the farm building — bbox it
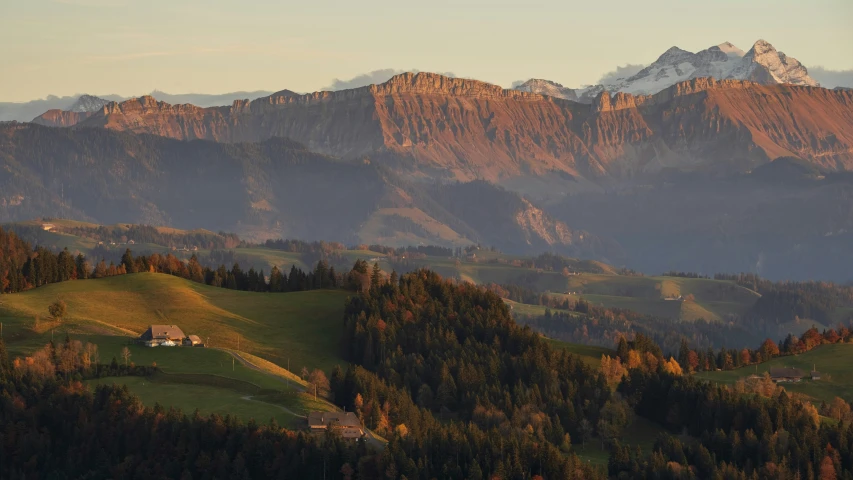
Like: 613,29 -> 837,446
139,325 -> 186,345
769,367 -> 805,383
183,335 -> 203,347
307,412 -> 364,440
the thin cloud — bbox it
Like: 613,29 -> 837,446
809,66 -> 853,89
597,64 -> 646,85
510,80 -> 528,88
323,69 -> 456,91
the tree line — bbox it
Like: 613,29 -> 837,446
0,224 -> 355,295
674,324 -> 853,373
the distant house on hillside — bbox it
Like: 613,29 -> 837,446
183,335 -> 203,347
41,223 -> 55,232
769,367 -> 805,383
139,325 -> 186,346
307,412 -> 364,440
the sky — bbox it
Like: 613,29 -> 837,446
2,0 -> 852,102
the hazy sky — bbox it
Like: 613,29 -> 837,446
2,0 -> 852,102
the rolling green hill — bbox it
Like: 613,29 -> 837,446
695,344 -> 853,404
0,273 -> 350,427
0,273 -> 349,374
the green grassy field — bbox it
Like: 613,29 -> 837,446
0,273 -> 349,374
575,417 -> 667,466
696,344 -> 853,403
544,337 -> 616,369
218,247 -> 309,272
86,375 -> 322,428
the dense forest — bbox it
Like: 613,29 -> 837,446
614,371 -> 853,478
334,269 -> 619,478
2,265 -> 853,478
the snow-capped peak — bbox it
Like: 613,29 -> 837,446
733,40 -> 819,87
511,39 -> 820,103
513,79 -> 579,101
68,94 -> 111,113
717,42 -> 745,58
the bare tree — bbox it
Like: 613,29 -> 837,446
307,369 -> 330,399
121,346 -> 131,367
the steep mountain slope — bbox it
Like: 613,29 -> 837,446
0,123 -> 614,258
515,40 -> 819,102
34,73 -> 853,191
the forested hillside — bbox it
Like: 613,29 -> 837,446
0,124 -> 615,259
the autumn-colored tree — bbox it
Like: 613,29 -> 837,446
626,349 -> 642,370
308,369 -> 329,399
662,358 -> 683,376
686,350 -> 700,372
760,338 -> 781,359
819,455 -> 837,480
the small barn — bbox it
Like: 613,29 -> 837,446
183,335 -> 203,347
139,325 -> 186,345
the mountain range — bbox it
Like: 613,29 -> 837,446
514,40 -> 818,103
0,90 -> 274,122
31,72 -> 853,197
8,38 -> 853,280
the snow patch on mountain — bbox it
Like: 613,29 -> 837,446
68,94 -> 111,112
513,79 -> 579,101
513,39 -> 819,103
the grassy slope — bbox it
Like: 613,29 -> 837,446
86,376 -> 315,428
544,337 -> 616,369
1,274 -> 350,427
357,207 -> 472,247
0,273 -> 349,373
695,344 -> 853,403
568,275 -> 758,322
576,417 -> 667,466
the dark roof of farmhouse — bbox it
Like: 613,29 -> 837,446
769,367 -> 804,378
142,325 -> 186,340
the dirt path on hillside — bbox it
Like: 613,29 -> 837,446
215,348 -> 306,393
239,395 -> 305,418
220,348 -> 386,449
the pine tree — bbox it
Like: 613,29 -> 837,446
371,263 -> 382,289
121,249 -> 136,273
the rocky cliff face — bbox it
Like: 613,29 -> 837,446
31,72 -> 853,185
32,109 -> 95,128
